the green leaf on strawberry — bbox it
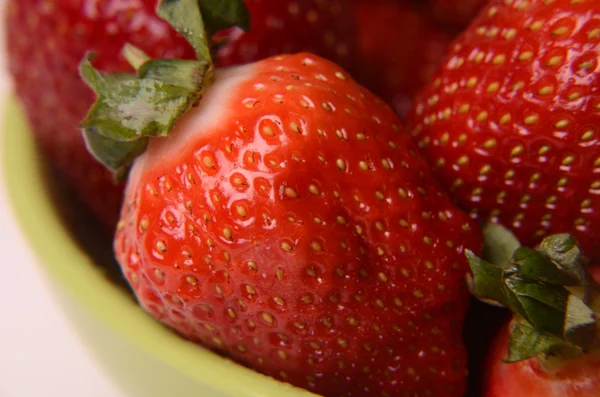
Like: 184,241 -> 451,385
79,0 -> 249,175
506,319 -> 573,363
158,0 -> 212,60
197,0 -> 251,37
79,53 -> 206,173
468,224 -> 600,362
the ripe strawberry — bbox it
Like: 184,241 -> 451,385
466,227 -> 600,397
5,0 -> 355,230
406,0 -> 600,261
5,0 -> 194,228
483,319 -> 600,397
349,0 -> 453,119
80,1 -> 482,395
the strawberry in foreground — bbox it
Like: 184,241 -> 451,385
406,0 -> 600,260
466,224 -> 600,397
349,0 -> 453,119
6,0 -> 355,230
80,1 -> 483,395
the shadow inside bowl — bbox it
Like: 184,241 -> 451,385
39,158 -> 132,294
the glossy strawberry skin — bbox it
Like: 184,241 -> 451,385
115,54 -> 482,397
407,0 -> 600,260
349,0 -> 453,119
5,0 -> 355,230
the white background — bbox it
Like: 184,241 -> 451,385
0,2 -> 122,396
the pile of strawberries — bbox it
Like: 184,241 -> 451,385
6,0 -> 600,396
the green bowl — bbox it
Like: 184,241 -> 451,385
3,98 -> 316,397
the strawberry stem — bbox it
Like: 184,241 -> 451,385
467,224 -> 600,362
78,0 -> 249,176
122,44 -> 151,71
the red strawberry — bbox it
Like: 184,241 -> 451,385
5,0 -> 194,229
5,0 -> 355,230
426,0 -> 488,28
466,227 -> 600,397
483,319 -> 600,397
214,0 -> 355,69
406,0 -> 600,261
81,1 -> 482,395
349,0 -> 453,119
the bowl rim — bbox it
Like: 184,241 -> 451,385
2,98 -> 316,397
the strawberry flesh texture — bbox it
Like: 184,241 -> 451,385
5,0 -> 355,230
349,1 -> 453,119
115,54 -> 482,397
407,0 -> 600,261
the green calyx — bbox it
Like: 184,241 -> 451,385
466,224 -> 600,362
79,0 -> 249,176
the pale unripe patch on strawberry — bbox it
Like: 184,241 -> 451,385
128,64 -> 257,185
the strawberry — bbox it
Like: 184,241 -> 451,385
5,0 -> 194,229
214,0 -> 355,69
466,225 -> 600,397
5,0 -> 355,230
349,0 -> 453,119
80,1 -> 482,395
406,0 -> 600,261
483,319 -> 600,397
